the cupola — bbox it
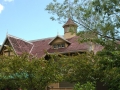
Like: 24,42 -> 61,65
63,18 -> 78,39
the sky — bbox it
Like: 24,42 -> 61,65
0,0 -> 65,45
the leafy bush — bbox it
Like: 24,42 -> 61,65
74,82 -> 95,90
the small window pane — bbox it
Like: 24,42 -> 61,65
61,44 -> 65,47
53,44 -> 57,49
58,44 -> 61,48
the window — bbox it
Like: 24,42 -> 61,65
58,44 -> 61,48
53,44 -> 57,49
61,44 -> 65,48
53,43 -> 65,49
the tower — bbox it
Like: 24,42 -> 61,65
63,18 -> 78,39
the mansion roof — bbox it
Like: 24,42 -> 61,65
0,34 -> 103,58
0,18 -> 103,58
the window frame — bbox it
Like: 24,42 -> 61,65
53,43 -> 65,49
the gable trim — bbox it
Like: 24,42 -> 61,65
48,35 -> 71,45
0,36 -> 8,53
7,34 -> 33,45
0,35 -> 17,55
29,44 -> 34,55
7,36 -> 18,55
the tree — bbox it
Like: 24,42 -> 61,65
59,53 -> 96,83
95,50 -> 120,90
0,54 -> 62,90
46,0 -> 120,42
46,0 -> 120,90
74,82 -> 95,90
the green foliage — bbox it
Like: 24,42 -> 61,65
65,53 -> 95,83
46,0 -> 120,41
46,0 -> 120,90
0,54 -> 62,90
1,50 -> 120,90
96,50 -> 120,90
74,82 -> 95,90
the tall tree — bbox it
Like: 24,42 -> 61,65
46,0 -> 120,90
46,0 -> 120,42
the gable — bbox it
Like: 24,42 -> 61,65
49,37 -> 66,45
0,35 -> 34,56
47,36 -> 90,54
48,35 -> 71,50
0,38 -> 14,56
49,35 -> 71,45
8,36 -> 33,55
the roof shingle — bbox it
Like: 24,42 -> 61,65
47,36 -> 89,54
8,36 -> 33,55
1,34 -> 103,58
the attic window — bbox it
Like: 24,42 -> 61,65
53,43 -> 65,49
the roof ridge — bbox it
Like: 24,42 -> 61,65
7,34 -> 33,45
29,36 -> 63,42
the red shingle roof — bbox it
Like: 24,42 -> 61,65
30,38 -> 52,58
8,35 -> 33,55
48,36 -> 89,54
1,34 -> 103,58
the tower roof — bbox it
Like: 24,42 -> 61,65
63,18 -> 78,28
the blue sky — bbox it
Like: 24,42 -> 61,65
0,0 -> 65,45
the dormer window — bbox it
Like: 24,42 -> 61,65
48,35 -> 71,49
53,43 -> 65,49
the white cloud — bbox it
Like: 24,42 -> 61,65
0,4 -> 4,14
4,0 -> 14,2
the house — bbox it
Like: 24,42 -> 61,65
0,18 -> 103,90
0,18 -> 103,57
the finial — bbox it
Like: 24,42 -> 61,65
57,30 -> 59,36
6,30 -> 8,36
